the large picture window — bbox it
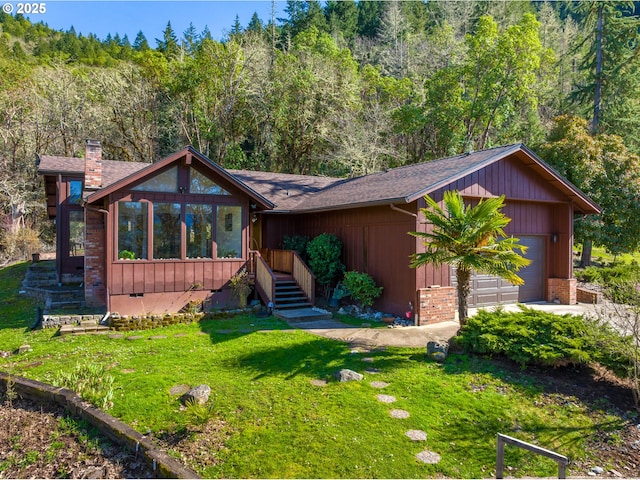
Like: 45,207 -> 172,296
132,166 -> 178,192
153,202 -> 181,259
190,169 -> 230,195
68,210 -> 84,257
118,201 -> 148,259
186,204 -> 212,258
216,205 -> 242,258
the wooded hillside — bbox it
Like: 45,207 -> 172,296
1,1 -> 640,260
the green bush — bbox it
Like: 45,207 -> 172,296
575,262 -> 640,285
283,234 -> 309,262
456,306 -> 594,367
342,271 -> 383,308
306,233 -> 345,295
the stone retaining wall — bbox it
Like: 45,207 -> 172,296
0,371 -> 199,479
42,314 -> 104,329
109,312 -> 205,331
576,287 -> 602,304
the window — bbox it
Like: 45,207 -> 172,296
153,202 -> 181,259
190,169 -> 229,195
216,205 -> 242,258
186,204 -> 212,258
132,166 -> 178,192
68,210 -> 84,257
118,201 -> 148,259
69,180 -> 83,204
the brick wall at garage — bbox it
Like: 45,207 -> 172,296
415,286 -> 456,325
547,278 -> 577,305
84,208 -> 106,308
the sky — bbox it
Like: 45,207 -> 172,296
4,0 -> 287,42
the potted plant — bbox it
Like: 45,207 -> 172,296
329,282 -> 349,307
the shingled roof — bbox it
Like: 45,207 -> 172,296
37,155 -> 150,187
37,143 -> 600,215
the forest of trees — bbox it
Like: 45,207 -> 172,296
1,0 -> 640,261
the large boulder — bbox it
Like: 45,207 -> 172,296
181,384 -> 211,405
335,369 -> 363,382
426,341 -> 449,363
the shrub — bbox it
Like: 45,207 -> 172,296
456,306 -> 594,367
230,269 -> 252,308
306,233 -> 345,296
282,234 -> 309,262
342,271 -> 383,308
575,262 -> 640,286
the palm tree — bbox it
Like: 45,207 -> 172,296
409,191 -> 531,327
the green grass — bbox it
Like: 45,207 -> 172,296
0,262 -> 629,478
585,246 -> 640,266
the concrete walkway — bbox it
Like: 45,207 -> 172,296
288,301 -> 600,348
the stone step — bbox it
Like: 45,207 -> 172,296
59,324 -> 110,336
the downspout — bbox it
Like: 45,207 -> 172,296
389,203 -> 418,218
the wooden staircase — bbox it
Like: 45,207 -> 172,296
274,274 -> 312,309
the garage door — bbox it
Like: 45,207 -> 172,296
451,235 -> 545,307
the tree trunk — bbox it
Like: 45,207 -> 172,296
456,267 -> 472,329
581,239 -> 593,267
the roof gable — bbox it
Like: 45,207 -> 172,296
84,147 -> 274,209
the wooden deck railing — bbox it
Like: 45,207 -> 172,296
292,251 -> 315,305
254,251 -> 276,306
252,249 -> 315,307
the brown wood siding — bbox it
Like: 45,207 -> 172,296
447,157 -> 566,203
105,164 -> 251,300
263,206 -> 416,315
109,260 -> 245,295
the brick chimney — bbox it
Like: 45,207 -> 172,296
84,139 -> 102,190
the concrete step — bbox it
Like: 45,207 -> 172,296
275,307 -> 332,322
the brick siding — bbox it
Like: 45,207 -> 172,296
84,208 -> 106,309
547,278 -> 577,305
84,139 -> 102,190
576,287 -> 602,304
415,286 -> 456,325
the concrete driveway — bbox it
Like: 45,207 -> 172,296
287,301 -> 600,348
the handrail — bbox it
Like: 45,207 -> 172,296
496,433 -> 567,479
253,250 -> 277,306
292,251 -> 315,305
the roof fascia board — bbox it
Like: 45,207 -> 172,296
85,146 -> 274,210
264,196 -> 409,214
405,144 -> 601,214
405,144 -> 522,203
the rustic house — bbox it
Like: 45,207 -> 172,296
37,141 -> 600,322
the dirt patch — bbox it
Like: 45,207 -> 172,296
0,397 -> 154,479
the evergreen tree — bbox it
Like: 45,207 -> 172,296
133,30 -> 149,51
357,1 -> 385,38
156,21 -> 179,59
247,12 -> 263,34
325,0 -> 358,42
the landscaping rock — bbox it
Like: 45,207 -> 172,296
376,394 -> 396,403
406,430 -> 428,441
0,351 -> 11,358
426,341 -> 449,363
591,466 -> 604,475
16,345 -> 32,354
310,379 -> 328,387
370,381 -> 389,389
389,409 -> 410,418
416,450 -> 441,464
365,368 -> 381,374
169,384 -> 191,396
335,369 -> 363,382
181,384 -> 211,405
362,357 -> 375,363
126,336 -> 143,341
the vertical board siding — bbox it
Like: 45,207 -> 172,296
110,260 -> 244,294
265,205 -> 416,315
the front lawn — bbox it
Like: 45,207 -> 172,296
0,262 -> 634,478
